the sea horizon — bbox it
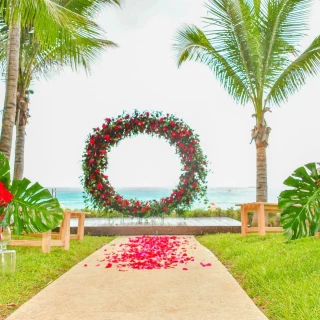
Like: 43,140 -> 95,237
49,186 -> 282,211
47,185 -> 260,191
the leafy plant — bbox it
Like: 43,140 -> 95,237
0,152 -> 63,234
173,0 -> 320,208
279,162 -> 320,240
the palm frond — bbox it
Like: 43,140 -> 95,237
260,0 -> 313,92
265,36 -> 320,106
203,0 -> 263,102
252,0 -> 263,17
0,0 -> 107,53
32,37 -> 116,79
174,24 -> 252,104
59,0 -> 122,19
1,0 -> 119,88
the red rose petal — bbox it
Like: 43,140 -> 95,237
103,236 -> 196,272
200,262 -> 212,267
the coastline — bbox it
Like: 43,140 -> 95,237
49,187 -> 281,211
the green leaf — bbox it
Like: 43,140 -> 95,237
279,162 -> 320,240
1,178 -> 63,234
0,152 -> 11,188
293,166 -> 317,187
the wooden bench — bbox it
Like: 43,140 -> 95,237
9,211 -> 70,253
8,210 -> 89,253
236,202 -> 283,236
66,210 -> 89,241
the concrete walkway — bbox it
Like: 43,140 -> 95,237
7,236 -> 267,320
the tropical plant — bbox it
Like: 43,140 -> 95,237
173,0 -> 320,208
279,162 -> 320,240
0,152 -> 63,234
0,0 -> 121,162
0,0 -> 120,179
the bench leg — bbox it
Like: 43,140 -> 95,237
258,204 -> 266,236
60,211 -> 70,250
78,215 -> 85,241
241,207 -> 248,236
42,231 -> 51,253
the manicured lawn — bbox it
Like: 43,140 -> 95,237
0,236 -> 115,319
198,233 -> 320,320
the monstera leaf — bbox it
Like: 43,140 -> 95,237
0,153 -> 63,234
0,152 -> 11,189
279,162 -> 320,240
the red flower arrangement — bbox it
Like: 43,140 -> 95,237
82,110 -> 208,216
0,182 -> 13,222
0,182 -> 13,207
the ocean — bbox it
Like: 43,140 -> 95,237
51,187 -> 282,210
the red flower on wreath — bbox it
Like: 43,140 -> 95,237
97,183 -> 103,190
82,111 -> 209,217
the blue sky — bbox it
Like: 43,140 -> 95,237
1,0 -> 320,194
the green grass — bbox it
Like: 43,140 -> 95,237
0,236 -> 115,319
197,233 -> 320,320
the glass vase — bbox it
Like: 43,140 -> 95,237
0,225 -> 11,251
0,225 -> 16,276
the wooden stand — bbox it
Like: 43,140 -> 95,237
66,210 -> 89,241
236,202 -> 282,236
9,210 -> 89,253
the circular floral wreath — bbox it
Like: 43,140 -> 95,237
82,110 -> 208,217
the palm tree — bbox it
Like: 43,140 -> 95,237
0,0 -> 119,161
174,0 -> 320,206
0,1 -> 120,179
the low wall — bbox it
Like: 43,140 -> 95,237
70,226 -> 241,236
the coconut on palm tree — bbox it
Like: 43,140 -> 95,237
174,0 -> 320,215
0,0 -> 121,161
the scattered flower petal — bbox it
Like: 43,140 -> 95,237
102,236 -> 194,271
200,262 -> 212,267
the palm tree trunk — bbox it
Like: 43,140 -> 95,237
0,19 -> 21,160
14,96 -> 28,180
251,120 -> 270,226
256,145 -> 267,202
13,121 -> 25,180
